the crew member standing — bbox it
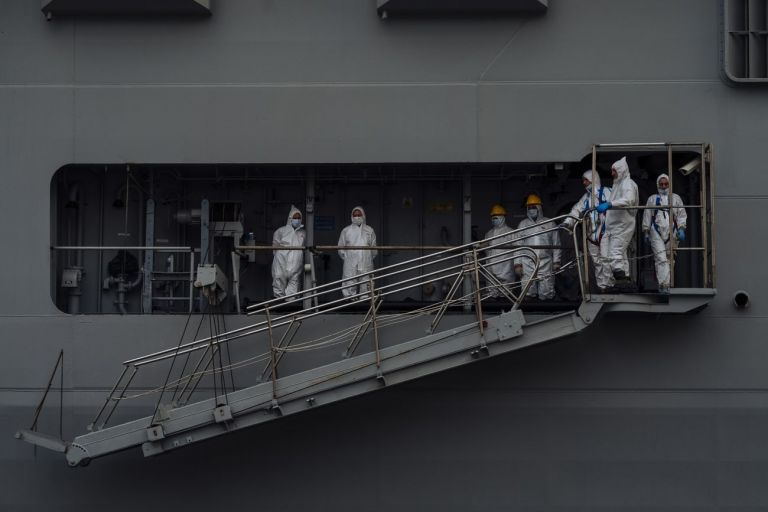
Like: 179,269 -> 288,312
642,173 -> 687,293
271,206 -> 306,299
338,206 -> 377,299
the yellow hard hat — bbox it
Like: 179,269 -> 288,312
525,194 -> 542,207
490,204 -> 507,216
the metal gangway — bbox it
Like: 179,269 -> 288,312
17,143 -> 717,466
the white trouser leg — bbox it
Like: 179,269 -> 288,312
608,232 -> 632,274
588,242 -> 614,290
284,273 -> 301,300
272,276 -> 286,298
537,259 -> 555,299
341,275 -> 359,298
650,231 -> 670,288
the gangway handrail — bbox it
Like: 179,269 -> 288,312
123,215 -> 575,367
126,246 -> 543,367
245,213 -> 578,313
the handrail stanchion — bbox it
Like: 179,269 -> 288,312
88,365 -> 128,431
260,317 -> 300,382
188,249 -> 195,313
265,306 -> 279,406
429,267 -> 465,334
586,144 -> 597,298
701,143 -> 711,287
471,248 -> 485,338
668,145 -> 676,289
571,224 -> 587,301
103,366 -> 138,429
369,276 -> 382,377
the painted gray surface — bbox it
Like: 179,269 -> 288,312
1,0 -> 768,509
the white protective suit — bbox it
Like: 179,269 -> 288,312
642,174 -> 687,290
484,217 -> 516,297
271,205 -> 306,299
564,170 -> 614,290
605,157 -> 639,277
514,205 -> 562,299
338,206 -> 377,299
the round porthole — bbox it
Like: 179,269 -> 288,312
733,290 -> 750,309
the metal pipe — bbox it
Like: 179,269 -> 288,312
137,241 -> 544,361
707,144 -> 717,288
53,246 -> 197,251
266,307 -> 278,401
129,249 -> 538,367
471,248 -> 484,337
668,145 -> 675,288
462,175 -> 472,311
369,277 -> 382,373
595,142 -> 703,148
246,214 -> 581,311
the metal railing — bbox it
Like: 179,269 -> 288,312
585,142 -> 715,297
85,213 -> 584,431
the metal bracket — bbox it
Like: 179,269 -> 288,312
494,309 -> 525,341
213,405 -> 233,424
146,424 -> 165,441
65,442 -> 90,467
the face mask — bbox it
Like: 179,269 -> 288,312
291,219 -> 301,229
527,208 -> 539,221
658,189 -> 669,197
491,216 -> 503,228
352,216 -> 363,226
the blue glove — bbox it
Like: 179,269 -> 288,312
595,201 -> 612,214
644,231 -> 651,244
677,228 -> 685,241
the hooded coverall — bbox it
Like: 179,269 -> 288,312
272,205 -> 306,299
606,157 -> 639,277
338,206 -> 378,299
564,170 -> 614,291
514,205 -> 562,300
642,173 -> 687,290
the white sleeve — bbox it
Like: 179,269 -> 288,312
642,196 -> 654,231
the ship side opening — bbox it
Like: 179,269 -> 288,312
50,152 -> 710,315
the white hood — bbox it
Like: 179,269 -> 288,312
612,156 -> 629,182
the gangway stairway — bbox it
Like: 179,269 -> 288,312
17,210 -> 716,467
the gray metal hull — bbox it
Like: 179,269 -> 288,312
2,0 -> 767,509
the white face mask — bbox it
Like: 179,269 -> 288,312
658,187 -> 669,196
351,216 -> 363,226
491,216 -> 504,228
291,218 -> 301,229
527,208 -> 539,221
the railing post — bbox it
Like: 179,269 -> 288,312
668,144 -> 676,288
585,144 -> 596,298
188,249 -> 195,313
571,225 -> 587,302
265,306 -> 279,405
701,143 -> 711,288
368,276 -> 382,376
471,248 -> 485,338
